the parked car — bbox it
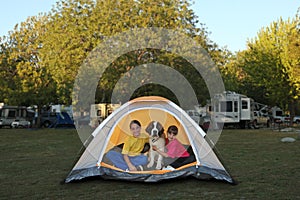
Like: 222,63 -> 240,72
40,112 -> 58,128
252,111 -> 271,128
40,111 -> 75,128
293,116 -> 300,124
11,119 -> 31,128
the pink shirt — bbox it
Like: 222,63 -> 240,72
166,138 -> 190,158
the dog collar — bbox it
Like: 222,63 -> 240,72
152,137 -> 159,143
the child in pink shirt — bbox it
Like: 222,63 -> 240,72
152,125 -> 195,169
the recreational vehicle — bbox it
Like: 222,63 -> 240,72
211,91 -> 255,129
270,106 -> 290,124
89,103 -> 121,127
0,106 -> 34,128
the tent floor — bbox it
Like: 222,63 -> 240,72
99,161 -> 198,174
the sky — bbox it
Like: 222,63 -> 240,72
194,0 -> 299,52
0,0 -> 299,52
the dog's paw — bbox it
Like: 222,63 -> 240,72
155,164 -> 162,170
147,164 -> 152,168
147,162 -> 153,168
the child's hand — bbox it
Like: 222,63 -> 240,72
152,145 -> 157,151
128,164 -> 137,171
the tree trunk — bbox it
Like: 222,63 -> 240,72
36,105 -> 43,128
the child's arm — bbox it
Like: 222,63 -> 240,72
123,154 -> 137,171
152,146 -> 169,157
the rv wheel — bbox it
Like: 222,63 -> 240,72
239,121 -> 246,129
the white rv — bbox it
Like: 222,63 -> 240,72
0,106 -> 34,128
211,91 -> 255,129
270,106 -> 290,124
90,103 -> 121,127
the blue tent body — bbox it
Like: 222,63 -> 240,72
50,112 -> 75,128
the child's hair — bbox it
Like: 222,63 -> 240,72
130,120 -> 141,128
167,125 -> 178,136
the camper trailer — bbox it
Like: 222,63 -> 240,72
211,91 -> 255,129
90,103 -> 121,127
270,106 -> 290,124
0,106 -> 34,128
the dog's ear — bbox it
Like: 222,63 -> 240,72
145,121 -> 153,134
141,143 -> 150,153
157,122 -> 164,136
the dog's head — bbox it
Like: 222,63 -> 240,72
145,121 -> 164,138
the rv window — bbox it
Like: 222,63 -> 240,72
97,110 -> 101,116
275,110 -> 283,116
27,111 -> 35,118
8,110 -> 16,118
234,101 -> 238,112
220,101 -> 232,112
242,100 -> 248,109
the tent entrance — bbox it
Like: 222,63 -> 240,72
103,108 -> 191,153
97,108 -> 197,172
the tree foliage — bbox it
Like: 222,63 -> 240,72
227,16 -> 300,115
0,15 -> 56,106
39,0 -> 222,106
0,0 -> 231,112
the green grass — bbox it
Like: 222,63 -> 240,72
0,128 -> 299,199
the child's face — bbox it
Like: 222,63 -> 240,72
130,123 -> 141,137
167,132 -> 176,141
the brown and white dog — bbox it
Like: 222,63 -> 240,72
145,121 -> 165,169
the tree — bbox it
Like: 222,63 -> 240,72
40,0 -> 221,108
0,15 -> 56,106
0,36 -> 19,104
39,0 -> 96,105
0,15 -> 58,127
231,16 -> 300,119
1,0 -> 226,117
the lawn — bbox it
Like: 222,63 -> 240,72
0,128 -> 299,199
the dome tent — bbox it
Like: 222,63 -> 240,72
65,96 -> 235,183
